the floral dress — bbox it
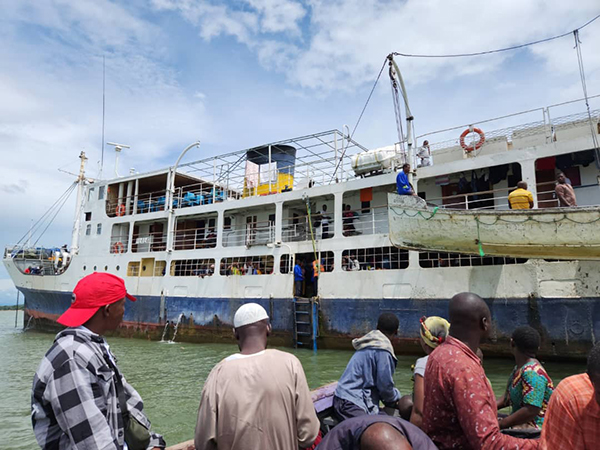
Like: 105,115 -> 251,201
507,360 -> 554,429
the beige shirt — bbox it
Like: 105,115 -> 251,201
195,349 -> 320,450
555,183 -> 577,207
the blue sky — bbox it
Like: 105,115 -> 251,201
1,0 -> 599,304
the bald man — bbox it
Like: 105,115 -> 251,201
422,293 -> 538,450
195,303 -> 319,450
317,415 -> 437,450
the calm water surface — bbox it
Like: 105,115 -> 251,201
0,311 -> 586,449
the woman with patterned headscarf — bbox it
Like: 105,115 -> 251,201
410,316 -> 450,429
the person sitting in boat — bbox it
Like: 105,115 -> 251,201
317,415 -> 438,450
508,181 -> 534,210
539,343 -> 600,449
422,292 -> 537,450
194,303 -> 320,450
31,273 -> 165,450
333,313 -> 402,421
555,172 -> 577,207
496,326 -> 554,431
396,164 -> 415,196
409,316 -> 451,429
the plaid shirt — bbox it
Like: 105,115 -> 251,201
540,373 -> 600,450
32,327 -> 165,449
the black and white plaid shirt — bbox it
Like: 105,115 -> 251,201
32,327 -> 165,449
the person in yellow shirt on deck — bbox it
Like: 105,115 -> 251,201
508,181 -> 534,210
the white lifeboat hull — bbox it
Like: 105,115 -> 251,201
388,193 -> 600,260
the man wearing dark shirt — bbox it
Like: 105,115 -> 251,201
317,415 -> 437,450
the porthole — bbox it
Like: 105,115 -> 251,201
83,265 -> 86,271
104,265 -> 108,271
93,266 -> 97,271
116,265 -> 120,271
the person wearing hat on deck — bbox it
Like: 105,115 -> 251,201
31,272 -> 165,450
194,303 -> 320,450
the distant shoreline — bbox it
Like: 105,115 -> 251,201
0,305 -> 24,311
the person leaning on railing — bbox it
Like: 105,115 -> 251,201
508,181 -> 534,210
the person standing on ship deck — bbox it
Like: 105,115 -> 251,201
31,272 -> 165,450
194,303 -> 320,450
555,172 -> 577,207
422,292 -> 538,450
333,313 -> 402,421
294,260 -> 304,297
396,164 -> 415,196
508,181 -> 534,209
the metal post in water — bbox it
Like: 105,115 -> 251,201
14,291 -> 19,328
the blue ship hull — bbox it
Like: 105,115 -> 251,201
19,287 -> 600,359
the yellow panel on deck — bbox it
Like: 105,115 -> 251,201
243,173 -> 294,197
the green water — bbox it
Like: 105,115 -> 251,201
0,311 -> 586,449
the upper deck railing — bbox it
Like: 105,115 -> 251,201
414,95 -> 600,156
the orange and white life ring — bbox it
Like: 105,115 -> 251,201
112,242 -> 125,254
459,127 -> 486,152
116,204 -> 126,216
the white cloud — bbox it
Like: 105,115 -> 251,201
243,0 -> 306,35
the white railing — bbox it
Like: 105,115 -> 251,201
282,215 -> 335,242
344,205 -> 389,236
173,228 -> 217,250
222,221 -> 276,247
131,233 -> 166,253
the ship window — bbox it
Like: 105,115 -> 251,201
116,265 -> 120,271
104,265 -> 108,271
93,265 -> 97,271
280,255 -> 293,274
342,247 -> 409,271
97,224 -> 102,235
85,212 -> 92,221
86,225 -> 91,236
224,217 -> 232,229
154,261 -> 167,276
170,259 -> 215,277
361,201 -> 371,214
220,256 -> 274,275
83,265 -> 86,271
98,186 -> 105,200
127,261 -> 140,276
88,188 -> 95,202
418,251 -> 527,268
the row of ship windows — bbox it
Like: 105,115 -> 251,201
81,248 -> 527,276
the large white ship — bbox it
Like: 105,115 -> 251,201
4,83 -> 600,358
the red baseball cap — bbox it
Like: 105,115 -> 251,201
57,272 -> 136,327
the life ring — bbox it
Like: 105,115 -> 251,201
459,127 -> 486,152
116,204 -> 126,216
112,242 -> 125,254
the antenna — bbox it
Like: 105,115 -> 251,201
106,142 -> 130,177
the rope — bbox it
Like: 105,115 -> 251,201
475,217 -> 485,256
392,13 -> 600,58
573,29 -> 600,159
32,183 -> 77,248
13,182 -> 77,249
330,58 -> 387,182
304,198 -> 320,273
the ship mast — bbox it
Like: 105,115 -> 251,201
70,151 -> 87,254
388,54 -> 415,180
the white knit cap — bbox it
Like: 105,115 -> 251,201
233,303 -> 269,328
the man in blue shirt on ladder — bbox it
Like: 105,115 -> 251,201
396,163 -> 415,196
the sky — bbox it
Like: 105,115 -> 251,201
1,0 -> 599,304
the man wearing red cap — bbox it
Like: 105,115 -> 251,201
31,272 -> 165,450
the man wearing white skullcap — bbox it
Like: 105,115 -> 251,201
195,303 -> 320,450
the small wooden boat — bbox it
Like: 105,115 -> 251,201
388,193 -> 600,260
